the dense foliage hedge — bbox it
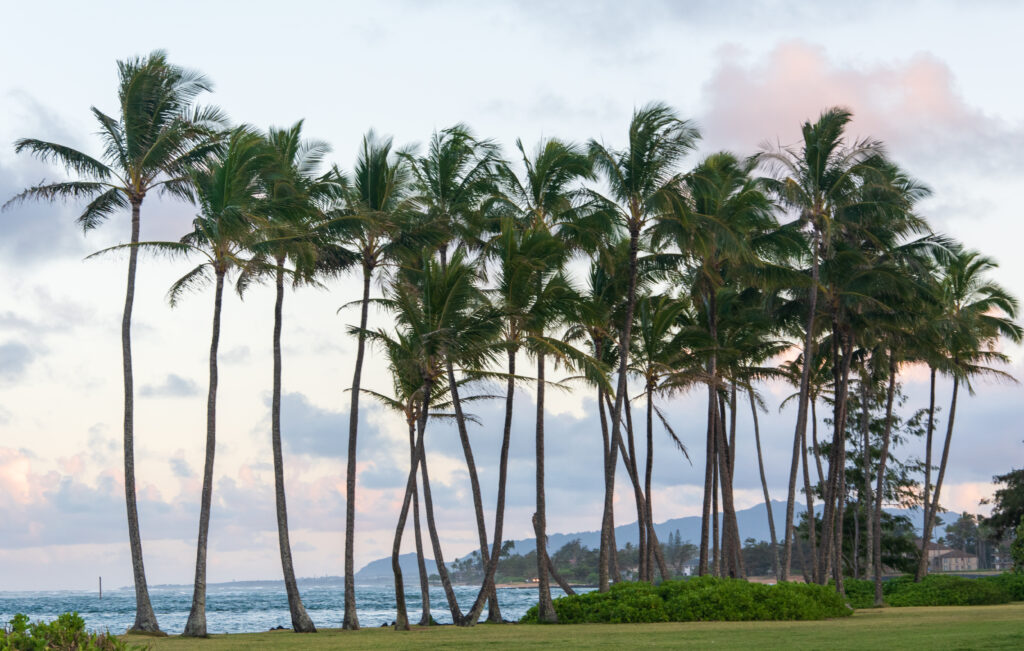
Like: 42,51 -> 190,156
1,612 -> 132,651
978,572 -> 1024,600
836,578 -> 877,609
520,577 -> 852,624
883,575 -> 1011,607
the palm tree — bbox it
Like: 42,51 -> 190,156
760,107 -> 886,580
367,248 -> 498,628
915,246 -> 1021,580
404,124 -> 503,621
655,151 -> 779,576
5,50 -> 222,633
337,131 -> 416,630
465,220 -> 567,624
480,137 -> 596,621
629,294 -> 692,578
247,121 -> 346,633
110,126 -> 268,637
588,102 -> 699,582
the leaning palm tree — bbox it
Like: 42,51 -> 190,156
629,294 -> 693,579
404,123 -> 503,621
588,102 -> 699,585
245,121 -> 347,633
4,50 -> 222,633
96,126 -> 270,636
176,127 -> 269,637
464,219 -> 571,624
367,248 -> 498,628
336,131 -> 416,630
655,151 -> 780,576
760,107 -> 886,580
915,246 -> 1021,580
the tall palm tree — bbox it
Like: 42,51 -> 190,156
360,333 -> 471,629
404,124 -> 503,621
5,50 -> 222,633
629,294 -> 692,578
105,126 -> 268,636
760,107 -> 886,580
588,102 -> 699,583
915,246 -> 1021,580
479,137 -> 597,621
655,151 -> 779,576
338,131 -> 416,630
465,220 -> 567,624
246,121 -> 347,633
367,248 -> 498,628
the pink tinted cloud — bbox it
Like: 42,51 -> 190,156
699,41 -> 1024,171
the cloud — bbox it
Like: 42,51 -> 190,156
140,373 -> 200,398
220,346 -> 251,364
170,452 -> 194,478
0,341 -> 34,382
698,41 -> 1024,174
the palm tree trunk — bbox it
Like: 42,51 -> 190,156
750,388 -> 781,580
783,233 -> 820,580
409,416 -> 431,626
271,261 -> 315,633
712,433 -> 720,577
921,373 -> 961,578
861,370 -> 873,580
644,383 -> 656,580
597,339 -> 616,591
183,268 -> 225,638
915,366 -> 938,581
729,383 -> 738,478
418,405 -> 463,625
873,354 -> 898,606
623,398 -> 647,582
343,264 -> 372,631
606,223 -> 641,575
801,416 -> 820,583
392,382 -> 432,631
546,553 -> 575,595
123,200 -> 159,633
446,360 -> 500,621
465,347 -> 516,624
534,350 -> 557,622
699,390 -> 714,576
716,394 -> 744,578
811,400 -> 825,488
824,334 -> 854,586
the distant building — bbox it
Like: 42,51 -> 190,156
931,550 -> 979,572
914,539 -> 979,572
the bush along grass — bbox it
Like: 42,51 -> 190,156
882,575 -> 1011,607
520,577 -> 852,624
1,612 -> 135,651
978,572 -> 1024,601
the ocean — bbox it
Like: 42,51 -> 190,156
0,583 -> 576,634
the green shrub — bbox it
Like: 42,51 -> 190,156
884,574 -> 1011,607
522,581 -> 669,624
0,612 -> 134,651
834,578 -> 878,609
980,573 -> 1024,601
522,578 -> 851,624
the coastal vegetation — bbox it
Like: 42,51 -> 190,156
5,49 -> 1022,634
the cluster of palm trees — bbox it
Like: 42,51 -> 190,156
6,50 -> 1020,634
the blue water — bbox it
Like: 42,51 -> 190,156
0,584 -> 577,634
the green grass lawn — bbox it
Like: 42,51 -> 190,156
123,603 -> 1024,649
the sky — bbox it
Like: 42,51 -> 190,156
1,0 -> 1023,591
